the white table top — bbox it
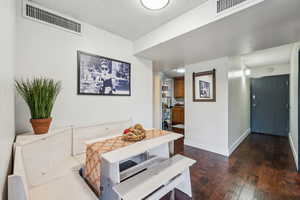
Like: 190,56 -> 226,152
101,133 -> 183,164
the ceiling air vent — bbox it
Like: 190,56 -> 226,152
217,0 -> 248,13
23,1 -> 82,34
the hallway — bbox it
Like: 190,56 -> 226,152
183,133 -> 300,200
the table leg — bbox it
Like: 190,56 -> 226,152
169,141 -> 175,156
100,159 -> 120,200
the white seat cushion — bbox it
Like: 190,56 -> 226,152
30,171 -> 97,200
28,157 -> 80,187
21,128 -> 73,187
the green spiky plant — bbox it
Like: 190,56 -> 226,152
15,78 -> 62,119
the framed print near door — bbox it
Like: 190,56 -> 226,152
193,69 -> 216,102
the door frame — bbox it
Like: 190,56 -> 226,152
298,50 -> 300,172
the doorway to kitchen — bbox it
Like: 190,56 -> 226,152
161,69 -> 185,154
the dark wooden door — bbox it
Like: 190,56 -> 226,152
251,75 -> 289,136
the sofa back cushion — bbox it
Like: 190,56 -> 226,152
21,127 -> 73,187
72,119 -> 132,156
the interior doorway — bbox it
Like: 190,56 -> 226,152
158,68 -> 185,154
251,75 -> 290,136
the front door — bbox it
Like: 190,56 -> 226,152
251,75 -> 289,136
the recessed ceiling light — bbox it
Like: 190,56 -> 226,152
173,68 -> 185,73
244,68 -> 251,76
140,0 -> 170,10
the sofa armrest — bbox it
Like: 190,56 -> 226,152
8,175 -> 28,200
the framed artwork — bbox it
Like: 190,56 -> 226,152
77,51 -> 131,96
193,69 -> 216,102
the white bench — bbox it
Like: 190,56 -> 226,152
113,155 -> 195,200
8,119 -> 132,200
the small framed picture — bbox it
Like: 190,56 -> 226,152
193,69 -> 216,102
77,51 -> 131,96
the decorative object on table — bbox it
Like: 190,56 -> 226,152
193,69 -> 216,102
122,124 -> 146,141
77,51 -> 131,96
15,78 -> 62,134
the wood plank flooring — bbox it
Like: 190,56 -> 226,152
180,133 -> 300,200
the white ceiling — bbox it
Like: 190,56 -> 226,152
243,44 -> 293,68
32,0 -> 208,40
136,0 -> 300,69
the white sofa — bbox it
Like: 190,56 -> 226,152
8,119 -> 132,200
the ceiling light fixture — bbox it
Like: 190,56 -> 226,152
140,0 -> 170,10
244,68 -> 251,76
173,68 -> 185,74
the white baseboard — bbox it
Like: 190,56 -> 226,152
228,128 -> 251,156
289,134 -> 298,170
184,139 -> 229,157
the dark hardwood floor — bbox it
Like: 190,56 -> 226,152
180,133 -> 300,200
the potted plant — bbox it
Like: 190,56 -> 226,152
15,78 -> 62,134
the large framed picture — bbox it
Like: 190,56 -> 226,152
77,51 -> 131,96
193,69 -> 216,102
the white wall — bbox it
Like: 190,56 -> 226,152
250,64 -> 290,78
185,57 -> 229,156
243,44 -> 293,68
228,57 -> 250,155
227,52 -> 292,156
289,42 -> 300,169
0,0 -> 16,199
183,44 -> 297,158
15,3 -> 153,133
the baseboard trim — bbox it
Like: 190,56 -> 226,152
289,134 -> 298,170
184,139 -> 229,157
228,128 -> 251,156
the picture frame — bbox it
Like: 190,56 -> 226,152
77,51 -> 131,96
193,69 -> 216,102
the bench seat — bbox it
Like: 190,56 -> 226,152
29,157 -> 80,187
113,154 -> 196,200
30,170 -> 97,200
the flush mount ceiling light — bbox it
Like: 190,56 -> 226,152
173,68 -> 185,73
141,0 -> 170,10
244,68 -> 251,76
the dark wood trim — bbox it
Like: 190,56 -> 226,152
193,69 -> 216,102
77,50 -> 131,96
